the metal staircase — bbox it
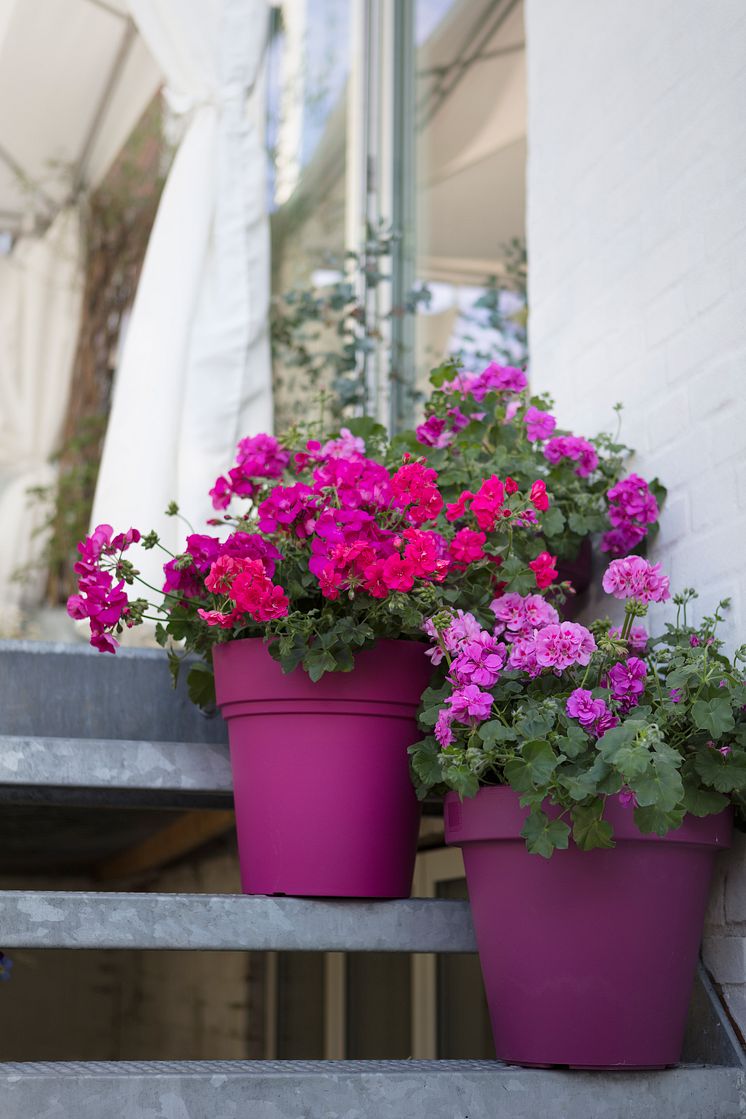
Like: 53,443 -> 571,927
0,640 -> 744,1118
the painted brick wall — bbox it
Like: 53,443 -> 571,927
525,0 -> 746,1034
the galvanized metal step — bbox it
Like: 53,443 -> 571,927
0,1059 -> 741,1119
0,734 -> 233,807
0,641 -> 227,745
0,893 -> 476,952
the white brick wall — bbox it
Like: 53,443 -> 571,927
526,0 -> 746,1034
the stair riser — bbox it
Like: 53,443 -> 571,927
0,643 -> 226,744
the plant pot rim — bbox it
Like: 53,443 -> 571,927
214,635 -> 428,654
444,785 -> 733,850
213,634 -> 433,711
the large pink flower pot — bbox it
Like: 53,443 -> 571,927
214,638 -> 431,898
445,786 -> 732,1069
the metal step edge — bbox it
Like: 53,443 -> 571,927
0,734 -> 232,804
0,1060 -> 741,1119
0,893 -> 476,952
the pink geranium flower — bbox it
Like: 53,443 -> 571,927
534,622 -> 596,671
602,556 -> 670,603
543,435 -> 598,477
566,688 -> 607,728
447,684 -> 494,723
450,631 -> 507,688
524,406 -> 556,443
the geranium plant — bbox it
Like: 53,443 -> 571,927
68,399 -> 562,706
411,361 -> 664,563
67,360 -> 667,713
412,555 -> 746,856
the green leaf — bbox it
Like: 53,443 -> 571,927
597,720 -> 651,778
409,738 -> 444,790
541,506 -> 566,537
665,663 -> 702,690
186,661 -> 215,710
559,756 -> 613,801
504,740 -> 559,793
571,799 -> 615,851
332,645 -> 355,673
342,416 -> 387,441
478,720 -> 518,745
692,698 -> 735,738
166,648 -> 181,689
443,766 -> 480,798
682,782 -> 729,817
521,810 -> 570,858
429,359 -> 461,387
516,704 -> 556,740
304,648 -> 337,682
555,723 -> 591,759
633,804 -> 685,837
632,758 -> 684,812
567,512 -> 590,534
695,749 -> 746,793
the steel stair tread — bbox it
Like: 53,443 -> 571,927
0,1059 -> 740,1119
0,892 -> 477,952
0,734 -> 233,805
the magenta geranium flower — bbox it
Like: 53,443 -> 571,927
447,684 -> 493,723
450,632 -> 507,688
524,406 -> 556,443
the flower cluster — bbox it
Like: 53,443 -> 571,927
416,407 -> 474,449
601,474 -> 660,555
209,434 -> 291,509
602,556 -> 670,603
66,524 -> 142,653
413,360 -> 663,580
197,555 -> 289,626
441,362 -> 528,402
411,561 -> 746,859
69,408 -> 553,694
425,586 -> 597,748
523,406 -> 556,443
543,435 -> 599,478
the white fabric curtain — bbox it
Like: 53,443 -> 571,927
91,0 -> 273,592
0,207 -> 83,611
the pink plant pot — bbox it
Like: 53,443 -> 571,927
214,637 -> 431,898
445,785 -> 732,1069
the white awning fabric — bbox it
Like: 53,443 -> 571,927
0,0 -> 161,611
90,0 -> 273,593
0,208 -> 83,608
0,0 -> 161,234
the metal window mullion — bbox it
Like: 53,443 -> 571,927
388,0 -> 416,434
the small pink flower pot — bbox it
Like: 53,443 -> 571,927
214,638 -> 431,898
445,785 -> 731,1069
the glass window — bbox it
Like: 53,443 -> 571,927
412,0 -> 527,410
268,0 -> 352,431
267,0 -> 527,433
